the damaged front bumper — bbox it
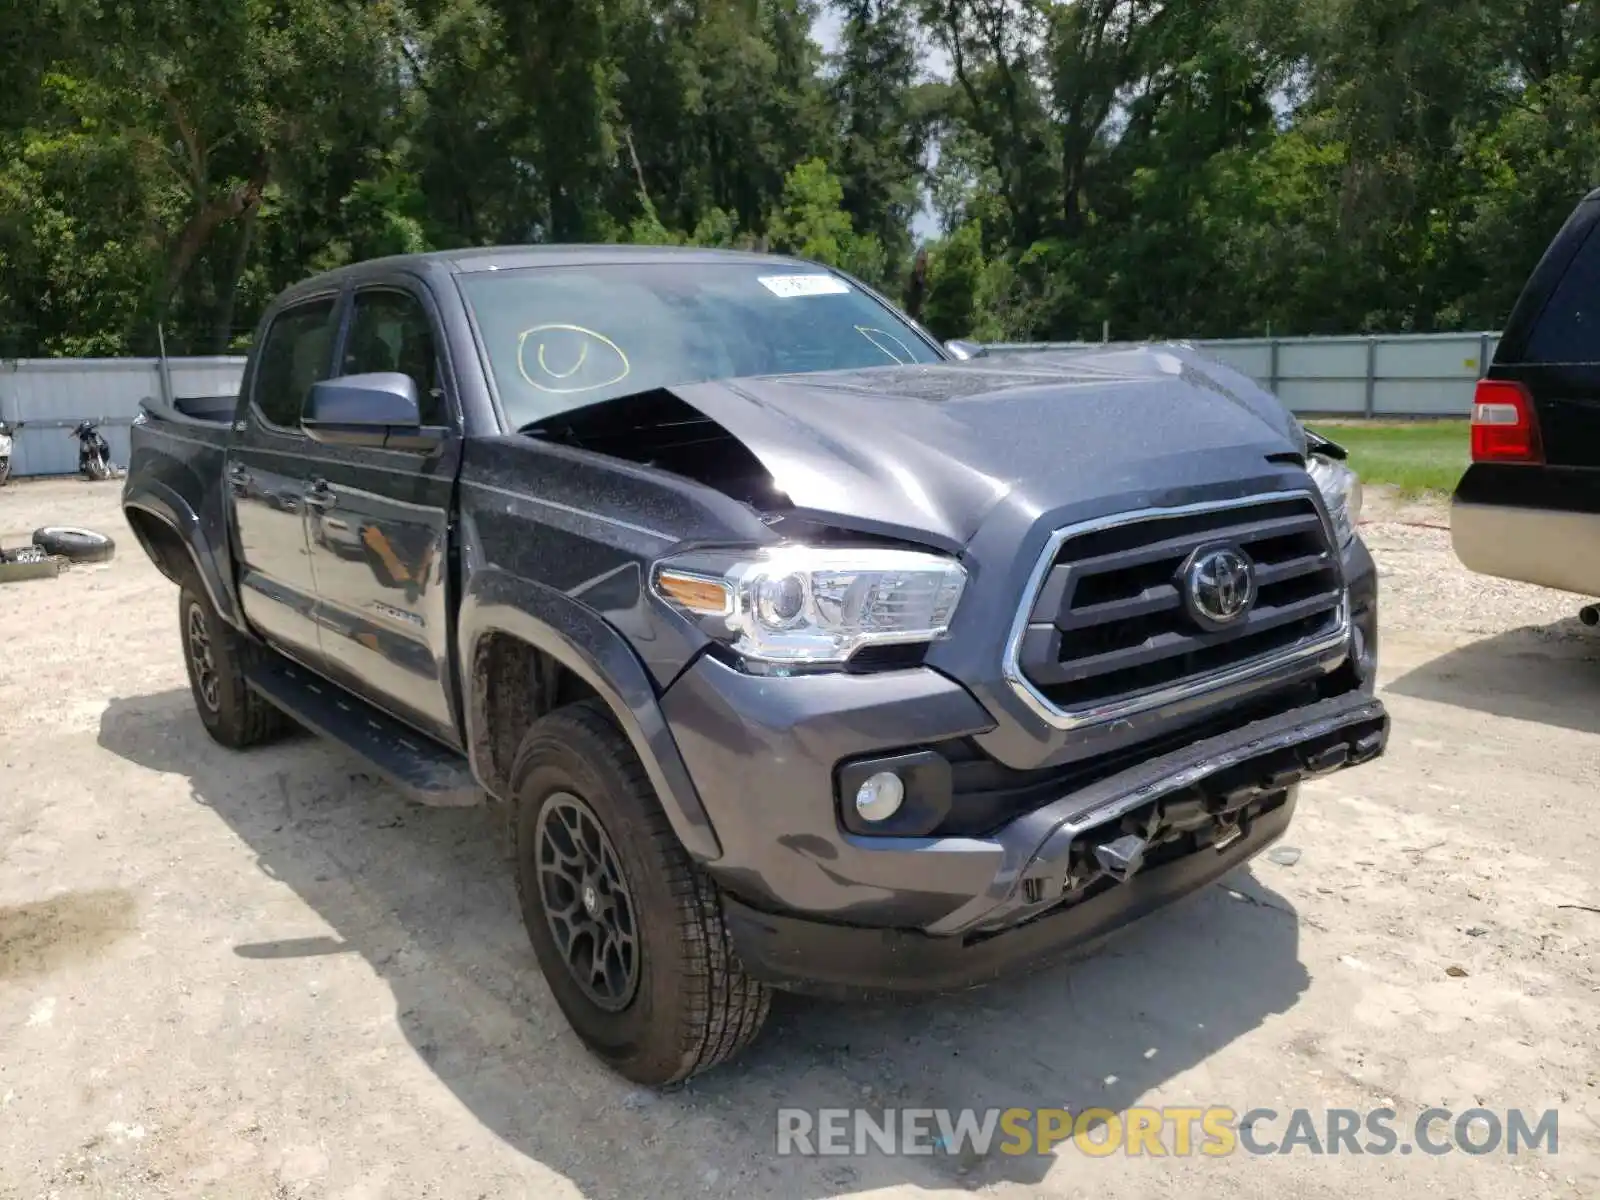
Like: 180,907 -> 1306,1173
719,690 -> 1387,995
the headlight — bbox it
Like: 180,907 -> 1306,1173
652,546 -> 967,666
1306,454 -> 1363,546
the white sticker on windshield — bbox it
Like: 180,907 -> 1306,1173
759,274 -> 852,298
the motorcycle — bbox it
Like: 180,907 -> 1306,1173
71,419 -> 117,481
0,419 -> 16,487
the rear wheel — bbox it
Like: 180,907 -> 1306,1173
179,582 -> 288,749
0,457 -> 10,487
510,700 -> 770,1085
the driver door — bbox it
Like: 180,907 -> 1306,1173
303,281 -> 462,746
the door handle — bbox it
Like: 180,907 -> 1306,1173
305,479 -> 338,510
227,463 -> 251,492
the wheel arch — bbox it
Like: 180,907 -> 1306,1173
123,486 -> 243,629
459,566 -> 722,863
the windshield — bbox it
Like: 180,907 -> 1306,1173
457,262 -> 942,427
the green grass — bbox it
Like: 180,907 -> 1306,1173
1305,419 -> 1470,496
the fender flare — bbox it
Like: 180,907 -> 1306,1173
123,483 -> 244,630
458,567 -> 722,863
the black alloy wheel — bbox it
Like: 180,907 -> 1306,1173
534,790 -> 641,1011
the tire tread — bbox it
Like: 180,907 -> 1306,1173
179,581 -> 288,749
511,700 -> 769,1084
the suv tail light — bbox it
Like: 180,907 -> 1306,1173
1470,380 -> 1543,463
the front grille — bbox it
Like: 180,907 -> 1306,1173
1007,492 -> 1347,727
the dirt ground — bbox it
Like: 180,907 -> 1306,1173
1,477 -> 1596,1199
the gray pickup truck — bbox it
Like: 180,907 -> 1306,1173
122,246 -> 1387,1085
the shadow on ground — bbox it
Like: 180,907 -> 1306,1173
1387,617 -> 1600,734
99,689 -> 1310,1195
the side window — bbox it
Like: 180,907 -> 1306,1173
253,299 -> 337,428
342,290 -> 446,424
1528,224 -> 1600,364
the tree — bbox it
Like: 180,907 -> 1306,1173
767,157 -> 887,281
828,0 -> 927,281
3,0 -> 1599,356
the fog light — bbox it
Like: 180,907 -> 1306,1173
854,771 -> 905,822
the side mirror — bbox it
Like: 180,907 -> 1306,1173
304,373 -> 439,451
944,339 -> 987,361
1302,426 -> 1348,461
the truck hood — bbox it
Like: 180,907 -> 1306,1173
665,343 -> 1308,549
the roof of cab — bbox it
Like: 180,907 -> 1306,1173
276,244 -> 817,302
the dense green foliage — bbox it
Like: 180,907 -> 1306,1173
2,1 -> 1597,355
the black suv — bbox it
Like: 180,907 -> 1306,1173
1454,185 -> 1600,603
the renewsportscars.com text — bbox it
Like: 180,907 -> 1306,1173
775,1106 -> 1560,1158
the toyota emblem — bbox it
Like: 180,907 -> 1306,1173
1183,546 -> 1256,628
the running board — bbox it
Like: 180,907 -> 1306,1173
245,655 -> 481,806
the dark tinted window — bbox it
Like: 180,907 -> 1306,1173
457,263 -> 940,427
1528,224 -> 1600,363
342,290 -> 445,424
253,299 -> 337,427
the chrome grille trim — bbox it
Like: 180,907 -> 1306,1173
1002,490 -> 1351,731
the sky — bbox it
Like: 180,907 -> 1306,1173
811,8 -> 944,242
814,7 -> 844,52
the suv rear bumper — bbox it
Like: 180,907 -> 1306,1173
1452,502 -> 1600,596
1452,463 -> 1600,596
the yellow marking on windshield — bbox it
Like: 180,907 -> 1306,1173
856,325 -> 916,365
538,339 -> 589,379
517,324 -> 631,394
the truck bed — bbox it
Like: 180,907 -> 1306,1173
169,393 -> 238,423
123,395 -> 238,621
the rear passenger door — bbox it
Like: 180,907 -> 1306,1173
304,282 -> 463,746
229,295 -> 339,665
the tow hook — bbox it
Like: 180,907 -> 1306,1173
1212,818 -> 1244,850
1093,834 -> 1148,883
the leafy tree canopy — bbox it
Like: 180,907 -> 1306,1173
2,0 -> 1596,355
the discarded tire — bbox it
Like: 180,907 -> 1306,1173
32,525 -> 116,564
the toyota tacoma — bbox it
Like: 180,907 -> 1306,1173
121,246 -> 1387,1085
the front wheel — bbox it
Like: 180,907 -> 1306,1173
179,582 -> 288,749
510,700 -> 770,1085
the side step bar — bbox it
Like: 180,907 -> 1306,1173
245,655 -> 481,807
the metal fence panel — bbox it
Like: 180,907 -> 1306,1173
1275,379 -> 1368,414
1277,338 -> 1371,382
1201,341 -> 1274,383
167,359 -> 248,401
0,357 -> 245,477
1374,379 -> 1474,416
984,333 -> 1499,418
1373,335 -> 1484,379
